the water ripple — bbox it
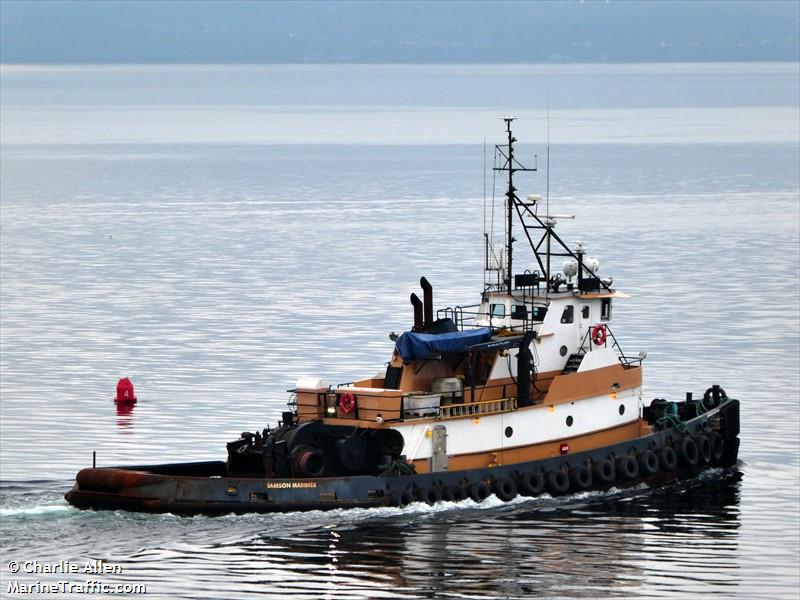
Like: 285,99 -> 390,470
1,105 -> 798,597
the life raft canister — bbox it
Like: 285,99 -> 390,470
115,377 -> 137,403
339,392 -> 356,414
591,324 -> 607,346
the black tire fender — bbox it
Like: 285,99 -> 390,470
443,484 -> 467,502
546,470 -> 570,495
289,445 -> 326,478
468,481 -> 491,503
708,431 -> 725,464
694,434 -> 712,464
518,470 -> 546,496
674,436 -> 699,467
423,485 -> 442,505
592,458 -> 616,484
617,455 -> 639,481
569,465 -> 592,491
658,446 -> 678,471
638,450 -> 659,476
395,489 -> 414,508
492,476 -> 518,502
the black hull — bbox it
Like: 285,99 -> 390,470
65,399 -> 739,515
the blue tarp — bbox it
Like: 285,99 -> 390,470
395,327 -> 493,362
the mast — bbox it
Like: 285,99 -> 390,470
494,117 -> 535,293
545,115 -> 551,291
491,117 -> 612,294
505,118 -> 515,293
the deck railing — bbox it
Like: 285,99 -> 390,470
296,383 -> 521,424
438,397 -> 517,419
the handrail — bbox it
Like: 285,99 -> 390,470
317,383 -> 522,423
572,324 -> 643,367
406,425 -> 431,461
437,304 -> 481,331
439,397 -> 517,419
605,325 -> 644,367
577,327 -> 592,354
439,302 -> 551,334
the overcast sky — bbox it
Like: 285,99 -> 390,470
1,0 -> 798,64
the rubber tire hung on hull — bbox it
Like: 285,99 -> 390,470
290,445 -> 326,478
675,436 -> 700,467
492,477 -> 518,501
694,434 -> 712,464
546,470 -> 570,495
617,455 -> 639,480
659,446 -> 678,471
593,458 -> 616,484
708,431 -> 725,464
395,489 -> 414,508
638,450 -> 659,476
443,484 -> 467,502
469,481 -> 491,503
570,465 -> 592,491
423,486 -> 442,505
519,470 -> 546,496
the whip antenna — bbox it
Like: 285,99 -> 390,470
545,101 -> 551,291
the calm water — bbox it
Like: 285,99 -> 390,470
1,64 -> 798,599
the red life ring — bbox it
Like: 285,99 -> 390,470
591,324 -> 607,346
339,392 -> 356,414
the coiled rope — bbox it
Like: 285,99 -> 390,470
654,401 -> 687,433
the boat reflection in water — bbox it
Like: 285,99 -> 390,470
208,472 -> 741,598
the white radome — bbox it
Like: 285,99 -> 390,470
562,258 -> 578,278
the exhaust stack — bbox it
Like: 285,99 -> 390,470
420,277 -> 433,328
410,293 -> 424,331
516,332 -> 535,407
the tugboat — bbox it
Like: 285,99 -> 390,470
66,119 -> 740,514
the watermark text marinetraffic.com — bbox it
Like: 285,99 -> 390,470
6,560 -> 147,595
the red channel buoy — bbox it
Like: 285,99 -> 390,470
115,377 -> 137,404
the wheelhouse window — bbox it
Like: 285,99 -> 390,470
510,305 -> 527,320
531,306 -> 548,322
491,303 -> 506,318
560,305 -> 574,324
601,298 -> 612,321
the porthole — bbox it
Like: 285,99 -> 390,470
619,404 -> 625,416
505,426 -> 513,438
566,415 -> 574,427
560,345 -> 568,357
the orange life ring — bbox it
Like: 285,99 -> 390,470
591,324 -> 607,346
339,392 -> 356,414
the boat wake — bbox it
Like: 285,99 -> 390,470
172,480 -> 657,541
0,504 -> 70,517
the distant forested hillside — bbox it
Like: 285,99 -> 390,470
1,0 -> 798,63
